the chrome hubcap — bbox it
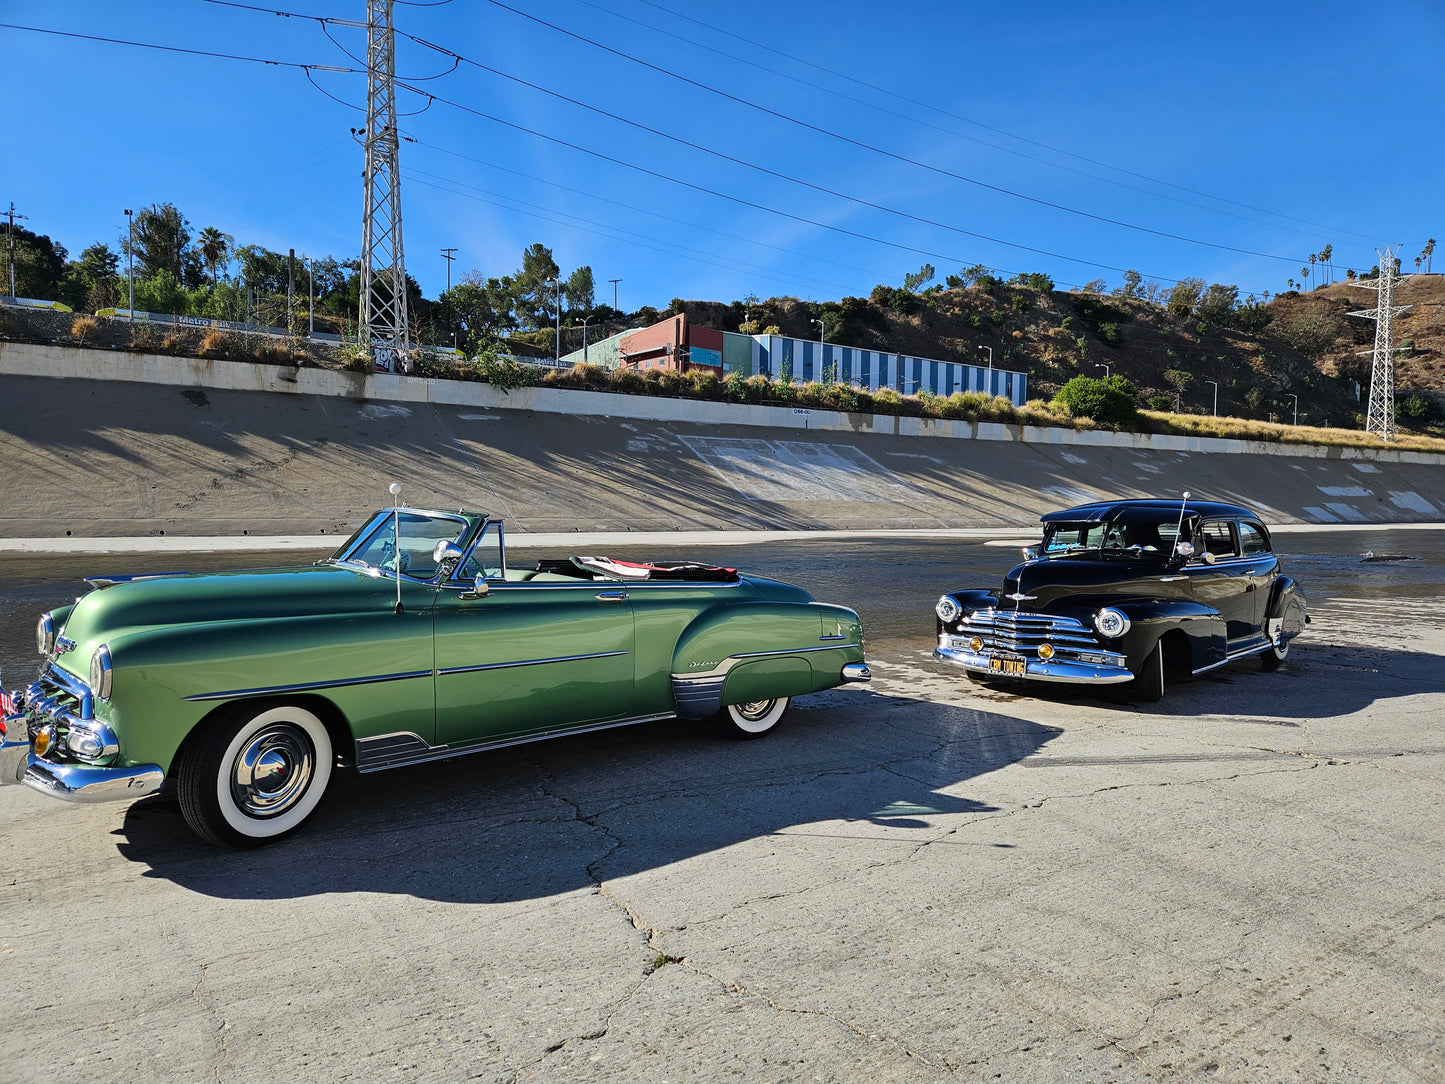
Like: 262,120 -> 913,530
232,724 -> 315,818
735,700 -> 774,721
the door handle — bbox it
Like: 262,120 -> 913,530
595,590 -> 629,601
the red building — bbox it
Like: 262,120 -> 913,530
619,313 -> 723,374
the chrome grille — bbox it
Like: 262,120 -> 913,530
24,665 -> 94,725
956,609 -> 1098,652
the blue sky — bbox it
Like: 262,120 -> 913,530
3,0 -> 1442,311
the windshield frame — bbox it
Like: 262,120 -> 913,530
326,509 -> 482,584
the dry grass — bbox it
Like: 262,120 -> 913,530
70,315 -> 99,343
1140,410 -> 1445,452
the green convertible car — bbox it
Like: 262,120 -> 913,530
0,506 -> 870,847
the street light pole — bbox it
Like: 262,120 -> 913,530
978,345 -> 993,394
581,315 -> 594,362
1291,394 -> 1299,426
1207,380 -> 1218,416
814,317 -> 826,379
546,278 -> 561,363
1095,363 -> 1110,378
124,209 -> 134,313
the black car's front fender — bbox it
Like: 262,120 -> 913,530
1061,598 -> 1228,676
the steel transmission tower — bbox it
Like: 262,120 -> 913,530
1347,248 -> 1409,441
358,0 -> 410,371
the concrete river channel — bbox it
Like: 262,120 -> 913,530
1,529 -> 1442,1082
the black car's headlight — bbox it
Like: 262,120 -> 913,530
37,613 -> 55,656
1094,608 -> 1131,638
90,644 -> 113,702
935,596 -> 961,623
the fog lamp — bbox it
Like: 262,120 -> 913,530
968,636 -> 983,652
65,720 -> 119,764
33,725 -> 54,758
1038,643 -> 1055,660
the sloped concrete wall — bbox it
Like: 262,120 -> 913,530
1,342 -> 1441,538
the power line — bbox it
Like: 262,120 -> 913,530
0,21 -> 360,72
627,0 -> 1386,246
476,0 -> 1306,264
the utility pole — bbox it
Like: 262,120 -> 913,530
124,209 -> 134,312
356,0 -> 410,371
1348,247 -> 1409,442
287,248 -> 296,335
4,202 -> 28,298
440,247 -> 458,294
608,277 -> 622,313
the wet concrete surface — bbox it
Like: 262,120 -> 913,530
1,531 -> 1442,1081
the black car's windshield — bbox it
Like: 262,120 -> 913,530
1043,519 -> 1181,559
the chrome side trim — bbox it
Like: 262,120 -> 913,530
183,669 -> 433,703
1191,640 -> 1273,675
22,756 -> 165,803
354,712 -> 678,774
677,643 -> 860,681
671,675 -> 726,718
437,651 -> 628,677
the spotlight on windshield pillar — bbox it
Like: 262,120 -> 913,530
389,482 -> 402,501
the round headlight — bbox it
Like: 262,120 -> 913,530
935,595 -> 961,623
1094,608 -> 1131,638
37,613 -> 55,656
90,644 -> 113,701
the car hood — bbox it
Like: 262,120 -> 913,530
55,565 -> 393,660
1001,557 -> 1182,611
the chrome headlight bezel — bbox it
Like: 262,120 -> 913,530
1093,608 -> 1131,639
65,719 -> 119,764
935,595 -> 962,623
37,613 -> 56,656
90,644 -> 113,702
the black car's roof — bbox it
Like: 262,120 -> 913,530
1040,498 -> 1261,524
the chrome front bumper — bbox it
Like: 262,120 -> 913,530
933,645 -> 1135,684
2,694 -> 164,804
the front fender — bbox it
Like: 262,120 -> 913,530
1064,598 -> 1227,675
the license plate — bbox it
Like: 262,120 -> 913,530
988,654 -> 1026,676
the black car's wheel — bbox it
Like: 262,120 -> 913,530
1260,637 -> 1290,671
1132,642 -> 1165,703
177,703 -> 334,848
720,697 -> 790,740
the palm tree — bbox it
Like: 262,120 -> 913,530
1422,239 -> 1436,274
198,227 -> 234,288
1320,244 -> 1333,285
1308,253 -> 1317,287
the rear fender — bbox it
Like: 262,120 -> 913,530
1265,577 -> 1308,646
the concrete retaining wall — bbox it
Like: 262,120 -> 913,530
1,341 -> 1442,537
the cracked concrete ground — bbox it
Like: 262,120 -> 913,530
2,549 -> 1443,1082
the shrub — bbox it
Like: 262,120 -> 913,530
1148,394 -> 1172,411
873,387 -> 903,412
1059,315 -> 1079,334
68,315 -> 99,343
197,328 -> 234,358
1010,293 -> 1030,313
989,309 -> 1005,325
688,370 -> 722,399
1052,375 -> 1139,427
1098,321 -> 1120,346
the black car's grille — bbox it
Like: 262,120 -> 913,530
956,609 -> 1098,652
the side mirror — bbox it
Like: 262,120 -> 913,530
432,539 -> 463,565
459,575 -> 489,600
1022,546 -> 1039,561
1200,551 -> 1217,565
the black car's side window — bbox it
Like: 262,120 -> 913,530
1197,521 -> 1237,558
1238,522 -> 1270,556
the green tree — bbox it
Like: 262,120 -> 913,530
197,227 -> 234,287
1165,277 -> 1204,317
903,263 -> 936,293
1052,375 -> 1138,426
2,225 -> 68,300
1114,269 -> 1142,299
59,242 -> 121,311
1196,283 -> 1239,326
564,264 -> 595,311
126,202 -> 194,283
514,243 -> 561,329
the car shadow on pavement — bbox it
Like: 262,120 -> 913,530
115,690 -> 1058,903
952,641 -> 1445,719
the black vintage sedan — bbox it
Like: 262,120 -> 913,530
933,498 -> 1308,701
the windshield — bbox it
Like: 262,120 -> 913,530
334,511 -> 470,579
1043,519 -> 1181,559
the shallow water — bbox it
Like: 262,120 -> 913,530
3,529 -> 1441,690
